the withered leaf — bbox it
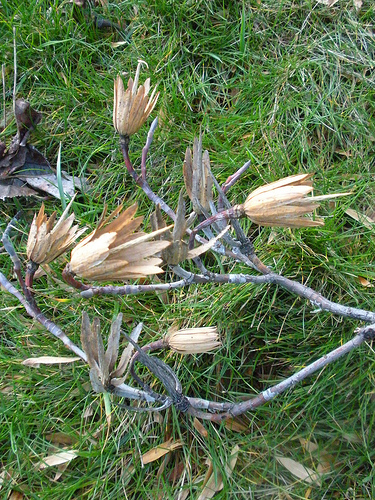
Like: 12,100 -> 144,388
14,99 -> 42,144
0,178 -> 38,200
22,356 -> 80,367
36,449 -> 78,470
141,439 -> 183,465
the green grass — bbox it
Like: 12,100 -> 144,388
1,0 -> 375,498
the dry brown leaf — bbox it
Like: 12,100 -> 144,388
22,356 -> 80,367
175,491 -> 189,500
0,179 -> 38,199
345,208 -> 375,230
36,449 -> 78,470
141,439 -> 183,465
299,438 -> 318,454
224,417 -> 249,433
0,469 -> 12,490
53,462 -> 69,482
197,445 -> 239,500
45,432 -> 78,447
193,418 -> 208,438
358,276 -> 373,288
276,456 -> 321,485
8,492 -> 24,500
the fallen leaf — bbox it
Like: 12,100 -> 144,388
299,438 -> 319,454
19,172 -> 75,199
197,445 -> 239,499
0,469 -> 12,490
45,432 -> 78,447
8,491 -> 24,500
141,439 -> 183,465
53,462 -> 69,482
276,456 -> 321,485
353,0 -> 362,10
111,41 -> 128,48
36,449 -> 78,470
358,276 -> 373,288
193,418 -> 208,438
22,356 -> 80,367
0,178 -> 38,199
315,0 -> 340,6
345,208 -> 375,230
224,417 -> 249,433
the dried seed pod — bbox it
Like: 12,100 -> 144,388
27,198 -> 85,265
113,61 -> 159,138
238,173 -> 350,228
68,203 -> 171,281
165,327 -> 221,354
183,135 -> 213,214
81,312 -> 139,393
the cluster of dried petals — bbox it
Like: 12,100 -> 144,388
239,173 -> 349,228
151,194 -> 228,265
183,135 -> 213,215
67,203 -> 171,282
113,61 -> 159,137
81,312 -> 132,393
26,199 -> 85,265
165,327 -> 221,354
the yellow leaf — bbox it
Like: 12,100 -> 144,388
225,418 -> 248,433
197,445 -> 239,499
193,418 -> 208,438
358,276 -> 373,288
141,439 -> 183,465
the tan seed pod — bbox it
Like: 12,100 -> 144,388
113,61 -> 159,137
239,173 -> 350,228
27,198 -> 85,265
165,327 -> 221,354
68,203 -> 171,282
183,135 -> 213,214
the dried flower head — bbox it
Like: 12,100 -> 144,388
80,312 -> 141,393
165,327 -> 221,354
113,61 -> 159,137
239,173 -> 349,228
183,135 -> 213,215
68,203 -> 171,282
151,194 -> 228,265
26,199 -> 85,265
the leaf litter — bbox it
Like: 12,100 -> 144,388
0,99 -> 87,200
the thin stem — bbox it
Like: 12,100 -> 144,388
110,383 -> 158,403
120,134 -> 177,222
200,323 -> 375,422
172,266 -> 375,323
0,271 -> 87,361
188,208 -> 237,249
79,278 -> 190,298
221,160 -> 252,195
209,163 -> 253,253
22,260 -> 42,311
140,116 -> 158,180
62,265 -> 91,291
25,260 -> 38,290
1,212 -> 27,294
